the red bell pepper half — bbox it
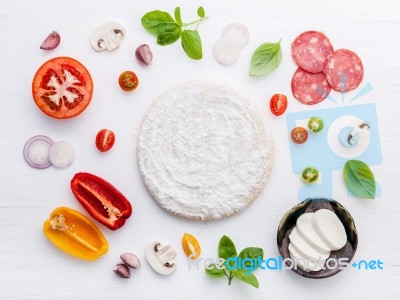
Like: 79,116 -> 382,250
71,172 -> 132,230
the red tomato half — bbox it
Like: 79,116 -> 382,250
96,129 -> 115,152
291,127 -> 308,144
118,71 -> 139,91
32,57 -> 93,119
270,94 -> 288,116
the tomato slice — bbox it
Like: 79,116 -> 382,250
270,94 -> 288,116
32,57 -> 93,119
96,129 -> 115,152
291,127 -> 308,144
119,71 -> 139,91
71,173 -> 132,230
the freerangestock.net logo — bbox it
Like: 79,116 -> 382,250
187,255 -> 383,274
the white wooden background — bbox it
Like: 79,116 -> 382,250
1,0 -> 399,299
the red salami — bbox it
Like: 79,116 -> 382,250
291,67 -> 331,105
323,49 -> 364,92
291,31 -> 334,73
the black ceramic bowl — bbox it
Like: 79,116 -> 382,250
277,198 -> 358,279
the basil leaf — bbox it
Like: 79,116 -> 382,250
141,10 -> 177,35
197,6 -> 206,18
205,264 -> 226,278
218,235 -> 237,260
249,39 -> 282,76
343,160 -> 376,199
238,247 -> 263,271
174,7 -> 182,26
231,270 -> 259,288
181,30 -> 202,60
157,23 -> 182,46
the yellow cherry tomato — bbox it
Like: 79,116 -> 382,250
43,206 -> 108,260
182,233 -> 201,259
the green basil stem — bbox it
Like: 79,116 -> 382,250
228,272 -> 234,285
182,16 -> 208,27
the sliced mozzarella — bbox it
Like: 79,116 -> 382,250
213,36 -> 241,65
289,227 -> 330,261
48,141 -> 75,168
289,243 -> 324,272
288,243 -> 308,272
222,22 -> 250,49
312,209 -> 347,251
296,213 -> 331,253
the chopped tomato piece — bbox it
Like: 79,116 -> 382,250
96,129 -> 115,152
291,127 -> 308,144
270,94 -> 288,116
119,71 -> 139,91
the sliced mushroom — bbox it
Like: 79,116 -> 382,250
145,241 -> 177,275
90,21 -> 126,52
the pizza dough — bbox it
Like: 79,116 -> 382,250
137,81 -> 274,220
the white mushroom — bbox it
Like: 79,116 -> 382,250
145,241 -> 177,275
90,21 -> 126,52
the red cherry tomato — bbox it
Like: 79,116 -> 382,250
96,129 -> 115,152
118,71 -> 139,91
270,94 -> 288,116
291,127 -> 308,144
32,57 -> 93,119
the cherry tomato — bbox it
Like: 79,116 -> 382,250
119,71 -> 139,91
270,94 -> 288,116
32,57 -> 93,119
291,127 -> 308,144
96,129 -> 115,152
301,167 -> 319,184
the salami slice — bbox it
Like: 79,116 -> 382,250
291,67 -> 331,105
291,31 -> 334,73
323,49 -> 364,92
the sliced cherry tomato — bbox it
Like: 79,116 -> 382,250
270,94 -> 288,116
43,206 -> 108,260
32,57 -> 93,119
71,173 -> 132,230
291,127 -> 308,144
301,167 -> 319,184
119,71 -> 139,91
182,233 -> 201,259
96,129 -> 115,152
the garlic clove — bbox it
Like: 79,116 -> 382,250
113,263 -> 131,278
120,253 -> 141,269
40,31 -> 61,50
135,44 -> 153,66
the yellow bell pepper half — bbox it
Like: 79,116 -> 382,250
43,206 -> 108,260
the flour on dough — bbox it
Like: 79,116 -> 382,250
137,80 -> 274,220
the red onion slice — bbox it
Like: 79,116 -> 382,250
222,22 -> 250,49
23,135 -> 54,169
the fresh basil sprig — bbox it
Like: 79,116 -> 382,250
249,39 -> 282,76
141,6 -> 208,60
205,235 -> 263,288
343,160 -> 376,199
